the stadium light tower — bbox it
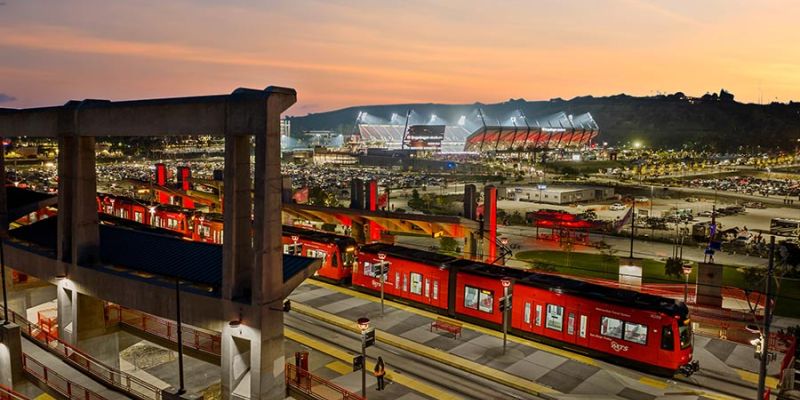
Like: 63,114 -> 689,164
458,115 -> 466,126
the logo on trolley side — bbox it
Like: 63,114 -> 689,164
610,341 -> 629,352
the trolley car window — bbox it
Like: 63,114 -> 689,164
661,326 -> 674,350
363,262 -> 372,277
332,255 -> 338,268
395,272 -> 400,288
546,304 -> 564,331
410,273 -> 423,295
524,302 -> 531,324
478,289 -> 493,313
624,322 -> 648,345
465,286 -> 479,310
134,211 -> 143,223
679,325 -> 692,349
464,286 -> 494,314
535,305 -> 542,326
432,281 -> 438,300
579,315 -> 587,338
567,313 -> 575,335
601,316 -> 623,339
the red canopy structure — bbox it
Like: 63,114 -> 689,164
526,210 -> 593,244
464,112 -> 598,153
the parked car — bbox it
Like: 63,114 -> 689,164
609,203 -> 626,211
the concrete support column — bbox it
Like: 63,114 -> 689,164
0,135 -> 7,231
76,294 -> 119,369
248,90 -> 295,400
57,126 -> 99,268
222,134 -> 252,302
0,323 -> 23,389
221,87 -> 296,400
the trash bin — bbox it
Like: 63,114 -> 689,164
295,351 -> 309,380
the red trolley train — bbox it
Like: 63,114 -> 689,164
352,243 -> 698,376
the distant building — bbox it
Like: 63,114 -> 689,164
500,185 -> 614,205
281,118 -> 291,137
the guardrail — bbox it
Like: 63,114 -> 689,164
285,364 -> 364,400
0,305 -> 163,400
106,304 -> 221,356
0,384 -> 28,400
111,306 -> 364,400
23,353 -> 107,400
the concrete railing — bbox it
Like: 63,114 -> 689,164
285,364 -> 364,400
0,305 -> 163,400
23,353 -> 107,400
0,384 -> 28,400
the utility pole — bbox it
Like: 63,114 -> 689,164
501,278 -> 511,354
629,200 -> 636,258
757,236 -> 776,400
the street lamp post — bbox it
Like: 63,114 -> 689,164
357,317 -> 371,398
501,278 -> 511,354
500,237 -> 509,265
377,253 -> 387,316
682,264 -> 692,303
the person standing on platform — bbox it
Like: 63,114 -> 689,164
374,356 -> 386,391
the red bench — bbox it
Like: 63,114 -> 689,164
430,317 -> 463,339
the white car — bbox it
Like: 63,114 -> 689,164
609,203 -> 626,211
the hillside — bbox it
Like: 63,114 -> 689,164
289,91 -> 800,151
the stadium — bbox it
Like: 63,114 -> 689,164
354,109 -> 598,154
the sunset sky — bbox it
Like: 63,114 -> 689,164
1,0 -> 799,115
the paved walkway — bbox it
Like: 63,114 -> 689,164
21,338 -> 127,400
290,280 -> 780,400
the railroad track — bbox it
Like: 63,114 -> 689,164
284,312 -> 540,400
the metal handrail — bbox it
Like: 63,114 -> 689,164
285,363 -> 364,400
0,384 -> 29,400
23,353 -> 107,400
0,305 -> 162,400
107,304 -> 221,356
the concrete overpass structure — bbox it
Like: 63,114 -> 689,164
0,86 -> 315,400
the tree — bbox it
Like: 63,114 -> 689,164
440,237 -> 458,253
596,240 -> 618,275
308,187 -> 337,207
664,257 -> 684,279
561,237 -> 574,267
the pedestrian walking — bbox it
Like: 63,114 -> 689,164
374,356 -> 386,391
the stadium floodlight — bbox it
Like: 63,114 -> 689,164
458,116 -> 466,126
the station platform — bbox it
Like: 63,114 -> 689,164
289,280 -> 782,400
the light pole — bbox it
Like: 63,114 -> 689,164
501,278 -> 511,354
757,237 -> 776,400
682,264 -> 692,303
376,253 -> 388,316
1,230 -> 8,325
174,278 -> 185,395
357,317 -> 371,398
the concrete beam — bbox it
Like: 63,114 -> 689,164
0,87 -> 295,138
2,243 -> 225,331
